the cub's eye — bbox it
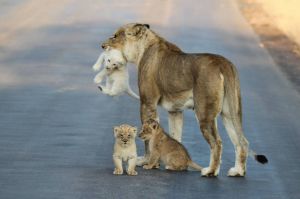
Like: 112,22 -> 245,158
108,59 -> 110,62
128,135 -> 131,138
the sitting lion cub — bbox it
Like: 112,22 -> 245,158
139,119 -> 203,172
113,124 -> 138,175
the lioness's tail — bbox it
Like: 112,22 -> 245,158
249,150 -> 268,164
188,160 -> 203,171
221,58 -> 268,165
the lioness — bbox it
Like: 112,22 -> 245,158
102,23 -> 268,177
139,119 -> 203,172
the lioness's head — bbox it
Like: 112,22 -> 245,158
138,119 -> 160,141
114,124 -> 137,147
101,23 -> 151,64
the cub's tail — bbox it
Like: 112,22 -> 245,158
127,88 -> 140,100
188,160 -> 203,171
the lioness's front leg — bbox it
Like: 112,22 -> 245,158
136,102 -> 159,166
168,111 -> 183,142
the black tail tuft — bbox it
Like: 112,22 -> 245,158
255,155 -> 268,164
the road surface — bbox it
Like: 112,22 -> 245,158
0,0 -> 300,198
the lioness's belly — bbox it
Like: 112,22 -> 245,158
160,91 -> 194,111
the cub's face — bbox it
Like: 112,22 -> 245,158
114,125 -> 137,147
101,23 -> 150,63
104,49 -> 126,72
139,119 -> 159,141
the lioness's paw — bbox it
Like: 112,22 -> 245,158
227,167 -> 245,177
127,170 -> 138,176
201,167 -> 219,177
143,164 -> 153,170
113,168 -> 123,175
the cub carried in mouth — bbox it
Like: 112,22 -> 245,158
139,119 -> 203,172
92,47 -> 139,99
113,124 -> 138,176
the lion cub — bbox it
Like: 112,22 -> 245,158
113,124 -> 138,175
92,47 -> 139,99
139,119 -> 203,172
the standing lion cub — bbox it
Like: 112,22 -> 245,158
139,119 -> 203,172
113,124 -> 138,176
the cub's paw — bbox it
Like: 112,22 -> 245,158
136,156 -> 148,166
143,164 -> 153,170
97,86 -> 103,92
92,64 -> 100,71
113,168 -> 123,175
127,170 -> 138,176
93,76 -> 102,84
153,163 -> 160,169
201,167 -> 219,177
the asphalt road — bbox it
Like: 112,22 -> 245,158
0,0 -> 300,199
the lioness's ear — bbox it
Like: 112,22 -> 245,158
143,24 -> 150,29
113,126 -> 120,137
126,24 -> 148,37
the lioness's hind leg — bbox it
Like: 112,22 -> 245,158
198,118 -> 222,177
221,100 -> 249,176
194,74 -> 223,177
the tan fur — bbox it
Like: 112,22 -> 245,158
102,23 -> 250,177
113,124 -> 138,176
139,119 -> 203,171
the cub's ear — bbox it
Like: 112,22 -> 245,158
132,127 -> 138,137
143,24 -> 150,29
113,126 -> 120,137
150,121 -> 159,130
